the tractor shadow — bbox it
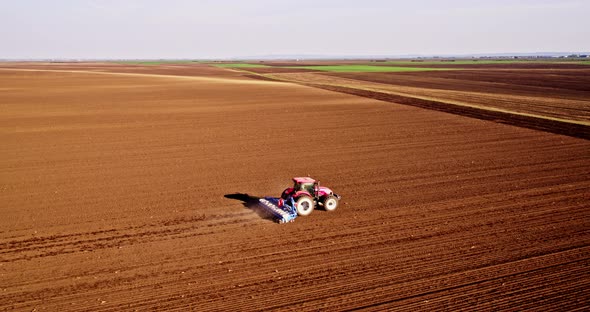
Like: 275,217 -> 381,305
224,193 -> 276,222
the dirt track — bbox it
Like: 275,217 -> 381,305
1,64 -> 589,311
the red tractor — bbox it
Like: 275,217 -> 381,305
280,177 -> 341,216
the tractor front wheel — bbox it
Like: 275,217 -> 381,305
295,196 -> 315,216
323,195 -> 338,211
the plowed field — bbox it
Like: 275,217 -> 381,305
1,63 -> 589,311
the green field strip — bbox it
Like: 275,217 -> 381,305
196,60 -> 590,74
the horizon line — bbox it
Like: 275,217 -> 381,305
1,51 -> 589,62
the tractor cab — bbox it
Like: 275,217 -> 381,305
293,177 -> 318,196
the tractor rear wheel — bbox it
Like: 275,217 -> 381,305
295,196 -> 314,216
323,195 -> 338,211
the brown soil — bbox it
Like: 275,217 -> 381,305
0,62 -> 249,79
260,61 -> 590,70
369,63 -> 590,70
328,69 -> 590,95
1,64 -> 589,311
306,83 -> 590,139
261,71 -> 590,132
239,67 -> 316,74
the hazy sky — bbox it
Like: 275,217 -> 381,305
1,0 -> 589,59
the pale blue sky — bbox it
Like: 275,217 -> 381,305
1,0 -> 589,59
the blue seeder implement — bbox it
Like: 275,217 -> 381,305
258,197 -> 298,223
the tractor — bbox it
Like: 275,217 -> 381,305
280,177 -> 341,216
